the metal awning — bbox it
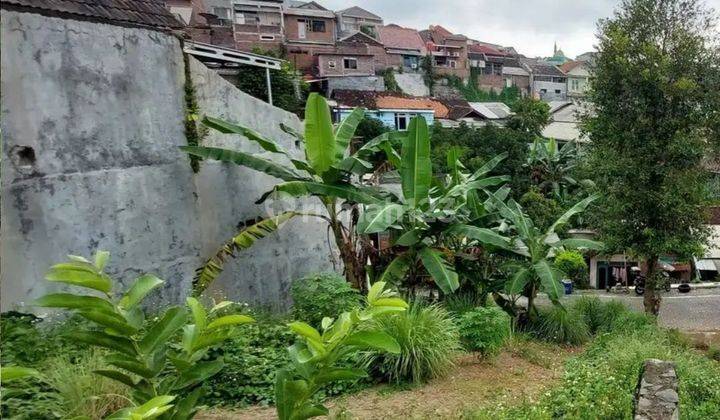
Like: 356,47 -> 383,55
696,259 -> 720,271
183,41 -> 283,105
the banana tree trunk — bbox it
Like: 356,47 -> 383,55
643,255 -> 661,316
326,202 -> 368,293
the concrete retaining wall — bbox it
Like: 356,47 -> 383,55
0,10 -> 335,312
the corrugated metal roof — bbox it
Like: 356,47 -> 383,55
337,6 -> 382,21
468,102 -> 512,119
3,0 -> 182,29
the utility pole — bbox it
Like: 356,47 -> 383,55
265,67 -> 273,106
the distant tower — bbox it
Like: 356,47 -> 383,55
554,42 -> 558,55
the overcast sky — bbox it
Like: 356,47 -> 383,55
321,0 -> 720,58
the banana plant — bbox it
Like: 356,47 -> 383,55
182,93 -> 400,292
35,250 -> 254,420
526,138 -> 595,202
275,281 -> 406,420
488,193 -> 604,317
360,117 -> 513,295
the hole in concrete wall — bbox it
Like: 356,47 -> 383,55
10,146 -> 37,174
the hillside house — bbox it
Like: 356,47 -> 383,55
561,60 -> 592,98
332,90 -> 440,130
201,0 -> 285,51
378,24 -> 427,71
522,59 -> 567,101
420,25 -> 469,80
335,6 -> 383,39
283,1 -> 337,71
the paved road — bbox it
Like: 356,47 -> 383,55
537,287 -> 720,331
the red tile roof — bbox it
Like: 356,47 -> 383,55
378,24 -> 425,52
332,90 -> 450,117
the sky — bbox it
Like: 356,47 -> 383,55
321,0 -> 720,59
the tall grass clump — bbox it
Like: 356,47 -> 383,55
43,350 -> 130,419
362,302 -> 460,384
443,291 -> 486,315
572,296 -> 606,334
457,306 -> 511,356
530,305 -> 590,345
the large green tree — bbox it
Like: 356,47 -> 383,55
585,0 -> 720,314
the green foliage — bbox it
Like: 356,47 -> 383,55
708,346 -> 720,362
183,53 -> 202,173
529,305 -> 590,345
472,325 -> 720,419
585,0 -> 720,313
571,296 -> 607,334
275,281 -> 407,420
554,250 -> 588,288
442,291 -> 487,315
184,94 -> 399,291
420,55 -> 435,94
34,250 -> 254,419
290,273 -> 362,328
457,306 -> 511,356
382,68 -> 401,92
234,50 -> 308,116
518,188 -> 564,231
362,302 -> 460,384
444,73 -> 520,105
526,139 -> 594,205
429,122 -> 531,197
609,310 -> 656,333
506,97 -> 550,136
192,212 -> 301,295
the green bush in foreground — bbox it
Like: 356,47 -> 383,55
291,273 -> 361,328
470,326 -> 720,419
363,302 -> 460,384
529,305 -> 590,345
457,306 -> 511,356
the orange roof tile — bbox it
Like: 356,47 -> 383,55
375,96 -> 449,117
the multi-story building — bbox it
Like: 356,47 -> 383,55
468,44 -> 530,95
377,24 -> 427,71
522,58 -> 567,101
283,1 -> 337,70
561,60 -> 592,98
420,25 -> 469,80
334,6 -> 383,39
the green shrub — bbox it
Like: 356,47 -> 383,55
442,291 -> 486,315
291,273 -> 361,327
573,295 -> 630,335
610,310 -> 656,333
708,346 -> 720,362
530,305 -> 590,345
362,302 -> 460,384
457,306 -> 511,356
555,250 -> 589,289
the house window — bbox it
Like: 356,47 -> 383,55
307,20 -> 326,32
449,60 -> 457,68
328,60 -> 337,69
235,11 -> 258,24
555,89 -> 561,94
395,113 -> 413,131
212,7 -> 231,20
540,89 -> 548,94
571,79 -> 580,90
343,57 -> 358,70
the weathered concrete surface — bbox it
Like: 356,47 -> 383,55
634,359 -> 679,420
394,73 -> 429,97
326,75 -> 385,96
1,10 -> 335,312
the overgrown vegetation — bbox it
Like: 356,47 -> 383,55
444,72 -> 520,105
457,306 -> 511,356
290,273 -> 361,328
362,302 -> 459,384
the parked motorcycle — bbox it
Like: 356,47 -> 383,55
634,271 -> 672,296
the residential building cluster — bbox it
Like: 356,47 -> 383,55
165,1 -> 594,138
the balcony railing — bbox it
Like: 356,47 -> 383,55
234,23 -> 282,34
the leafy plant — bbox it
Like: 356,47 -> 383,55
526,138 -> 594,202
34,250 -> 254,419
571,296 -> 606,334
274,281 -> 407,420
529,305 -> 590,345
362,302 -> 460,384
554,250 -> 588,289
488,193 -> 603,319
369,116 -> 513,295
290,273 -> 361,328
457,306 -> 511,356
442,290 -> 487,315
183,94 -> 399,292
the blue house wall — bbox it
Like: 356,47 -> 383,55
337,109 -> 434,130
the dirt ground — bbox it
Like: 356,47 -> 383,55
198,343 -> 579,420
